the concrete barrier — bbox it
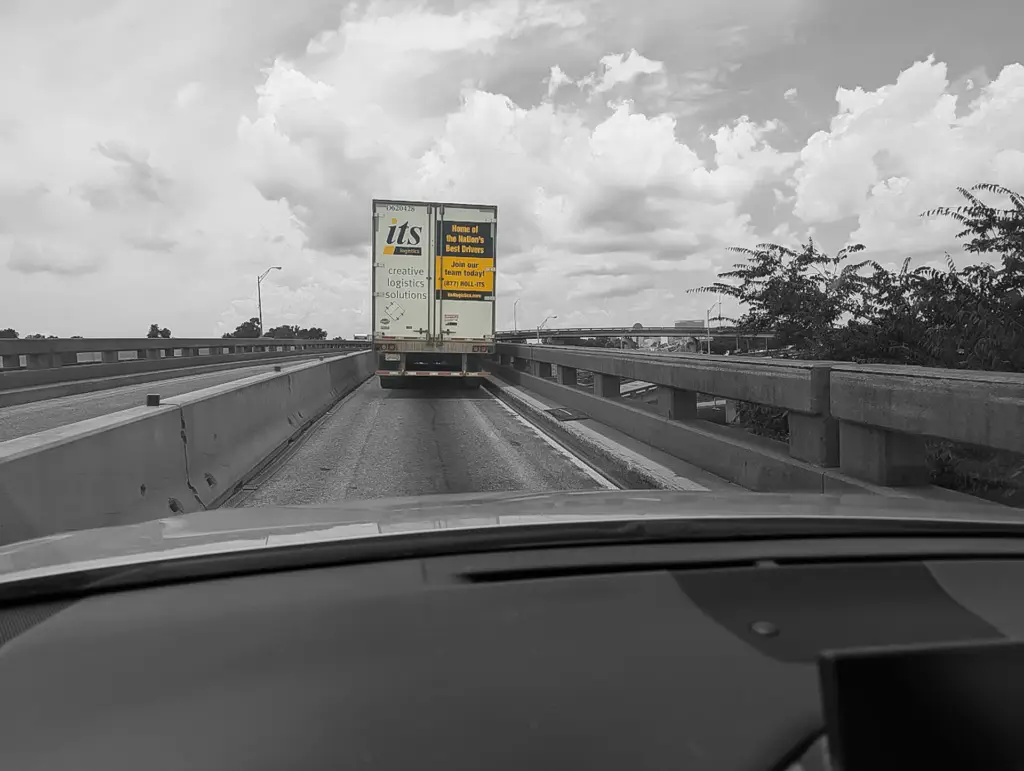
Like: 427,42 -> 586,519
1,347 -> 331,391
500,343 -> 838,467
486,360 -> 854,493
0,351 -> 374,545
0,354 -> 327,408
175,352 -> 374,507
486,357 -> 1010,506
493,343 -> 1024,502
830,364 -> 1024,486
0,407 -> 195,546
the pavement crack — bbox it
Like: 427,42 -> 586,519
176,406 -> 208,512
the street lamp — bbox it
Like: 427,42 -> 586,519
513,299 -> 520,331
705,294 -> 722,355
537,314 -> 557,343
257,266 -> 282,336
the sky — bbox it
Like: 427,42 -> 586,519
1,0 -> 1023,338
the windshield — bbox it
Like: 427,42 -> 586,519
0,0 -> 1022,563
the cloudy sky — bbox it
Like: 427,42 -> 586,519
2,0 -> 1022,338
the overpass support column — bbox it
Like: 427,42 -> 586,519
557,366 -> 577,387
657,386 -> 697,420
513,357 -> 528,372
533,361 -> 552,378
1,354 -> 20,370
838,423 -> 929,486
594,373 -> 621,398
788,414 -> 839,467
100,351 -> 119,364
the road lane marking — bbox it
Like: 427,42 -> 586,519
485,390 -> 619,490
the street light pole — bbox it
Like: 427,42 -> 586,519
537,314 -> 557,343
513,299 -> 520,331
705,296 -> 722,355
257,266 -> 282,336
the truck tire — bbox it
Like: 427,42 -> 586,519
379,375 -> 402,390
463,377 -> 482,390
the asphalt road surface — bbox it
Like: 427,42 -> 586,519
0,358 -> 323,443
229,379 -> 614,507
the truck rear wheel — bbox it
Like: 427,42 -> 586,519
379,375 -> 403,390
463,377 -> 482,390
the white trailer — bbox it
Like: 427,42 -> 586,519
371,199 -> 497,388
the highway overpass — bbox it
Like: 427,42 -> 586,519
495,326 -> 775,342
1,339 -> 1021,546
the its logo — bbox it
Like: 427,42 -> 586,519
383,218 -> 422,255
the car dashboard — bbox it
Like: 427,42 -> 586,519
2,531 -> 1024,771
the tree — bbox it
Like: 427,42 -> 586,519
0,328 -> 18,339
266,325 -> 328,340
266,325 -> 300,339
691,185 -> 1024,370
147,324 -> 172,339
914,184 -> 1024,371
693,182 -> 1024,502
689,240 -> 870,358
222,318 -> 262,339
24,334 -> 58,339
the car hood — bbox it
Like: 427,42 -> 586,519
0,490 -> 1019,583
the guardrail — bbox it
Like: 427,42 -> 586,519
1,337 -> 363,370
490,343 -> 1024,496
0,337 -> 370,398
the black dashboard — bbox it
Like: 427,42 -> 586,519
2,534 -> 1024,771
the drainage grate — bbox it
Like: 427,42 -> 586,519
545,407 -> 589,422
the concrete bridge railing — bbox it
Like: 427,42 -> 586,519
0,337 -> 371,398
490,343 -> 1024,497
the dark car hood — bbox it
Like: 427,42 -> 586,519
0,490 -> 1018,584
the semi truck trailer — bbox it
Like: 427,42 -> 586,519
371,199 -> 497,388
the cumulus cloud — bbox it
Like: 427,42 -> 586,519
2,0 -> 1023,337
791,56 -> 1024,259
182,29 -> 1024,331
238,5 -> 800,328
